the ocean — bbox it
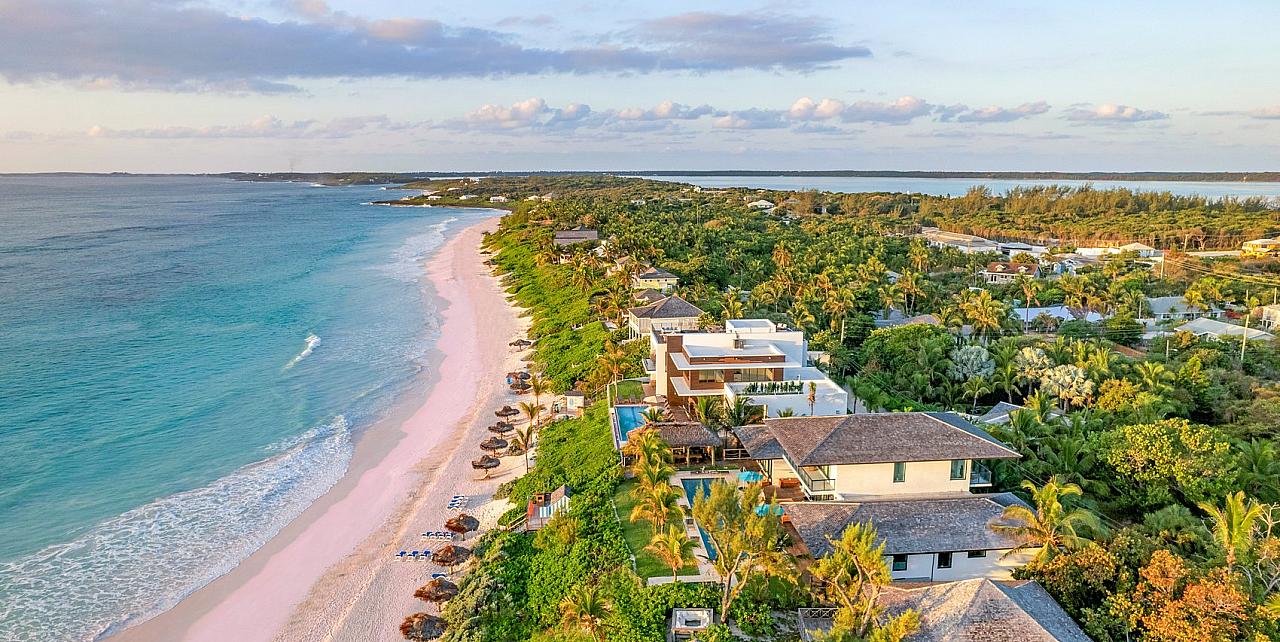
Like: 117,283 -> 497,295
0,176 -> 487,641
637,174 -> 1280,199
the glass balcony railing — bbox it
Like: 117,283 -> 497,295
970,462 -> 993,487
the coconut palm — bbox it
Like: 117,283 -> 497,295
630,482 -> 682,529
1014,274 -> 1043,331
689,396 -> 723,428
528,375 -> 548,412
1198,491 -> 1265,570
646,525 -> 696,583
518,400 -> 542,434
724,396 -> 764,428
807,381 -> 818,416
995,477 -> 1105,562
1134,361 -> 1172,396
1236,440 -> 1280,503
962,376 -> 992,412
640,406 -> 667,426
512,425 -> 534,473
559,583 -> 611,642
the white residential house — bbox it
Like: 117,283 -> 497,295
459,194 -> 478,200
1144,296 -> 1222,322
1011,305 -> 1105,326
917,227 -> 1000,254
734,412 -> 1035,581
1075,243 -> 1161,258
997,241 -> 1050,259
981,262 -> 1040,285
1262,304 -> 1280,331
488,195 -> 509,203
1176,317 -> 1275,342
647,319 -> 847,417
746,199 -> 776,210
632,266 -> 680,292
1242,238 -> 1280,258
426,195 -> 442,200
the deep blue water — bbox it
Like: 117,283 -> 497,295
616,405 -> 646,442
0,176 -> 488,640
680,478 -> 717,560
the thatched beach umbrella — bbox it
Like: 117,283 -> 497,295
516,371 -> 531,380
414,578 -> 459,609
431,544 -> 472,572
479,436 -> 508,451
488,421 -> 514,434
495,405 -> 519,418
471,455 -> 500,478
399,613 -> 446,641
444,514 -> 480,538
510,381 -> 531,392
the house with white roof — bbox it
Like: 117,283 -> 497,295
646,319 -> 847,417
746,199 -> 775,210
918,227 -> 1000,254
1176,317 -> 1275,342
981,262 -> 1040,285
734,412 -> 1035,581
998,241 -> 1050,259
1011,305 -> 1104,326
1242,238 -> 1280,258
1143,295 -> 1222,322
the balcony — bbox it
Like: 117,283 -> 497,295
970,462 -> 993,488
795,465 -> 835,494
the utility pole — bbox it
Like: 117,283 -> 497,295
1241,289 -> 1251,364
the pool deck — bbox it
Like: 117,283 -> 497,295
645,470 -> 742,586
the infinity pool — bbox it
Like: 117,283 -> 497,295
616,405 -> 646,443
680,478 -> 718,560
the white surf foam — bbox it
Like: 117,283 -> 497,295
0,417 -> 354,642
283,333 -> 320,370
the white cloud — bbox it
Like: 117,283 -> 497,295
787,97 -> 846,121
1064,103 -> 1168,124
840,96 -> 932,124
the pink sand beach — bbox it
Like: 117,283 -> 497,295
114,217 -> 530,642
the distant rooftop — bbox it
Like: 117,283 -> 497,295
628,295 -> 704,320
878,579 -> 1092,642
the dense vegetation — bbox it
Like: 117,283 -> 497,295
433,175 -> 1280,641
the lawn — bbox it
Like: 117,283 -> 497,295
612,379 -> 645,404
613,479 -> 700,579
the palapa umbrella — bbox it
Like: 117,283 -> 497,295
479,436 -> 508,451
495,405 -> 519,418
488,421 -> 514,433
471,455 -> 500,478
444,513 -> 480,537
516,371 -> 531,380
399,613 -> 446,641
414,578 -> 459,607
510,381 -> 531,391
642,394 -> 667,404
431,544 -> 472,571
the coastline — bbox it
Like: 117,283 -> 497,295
112,216 -> 526,642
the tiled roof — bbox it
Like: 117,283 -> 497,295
635,288 -> 666,304
736,413 -> 1020,466
877,579 -> 1091,642
636,266 -> 678,280
784,493 -> 1029,556
628,295 -> 705,320
731,424 -> 785,460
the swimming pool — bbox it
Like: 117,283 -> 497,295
615,405 -> 646,443
680,478 -> 718,560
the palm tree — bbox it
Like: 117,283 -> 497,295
1198,491 -> 1265,570
559,583 -> 611,642
1134,361 -> 1171,396
646,525 -> 695,583
630,482 -> 682,529
994,476 -> 1105,562
724,396 -> 764,428
640,406 -> 667,426
992,362 -> 1020,403
1236,440 -> 1280,503
512,425 -> 534,474
962,376 -> 992,412
519,400 -> 542,434
528,375 -> 548,412
689,396 -> 723,429
807,381 -> 818,416
1014,274 -> 1043,331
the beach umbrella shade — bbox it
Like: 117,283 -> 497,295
642,395 -> 667,404
471,455 -> 500,477
495,406 -> 519,418
399,613 -> 446,641
431,544 -> 472,570
480,436 -> 509,451
517,372 -> 531,380
488,421 -> 514,433
510,381 -> 531,391
413,578 -> 459,606
444,514 -> 480,536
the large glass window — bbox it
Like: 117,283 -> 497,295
967,550 -> 987,558
951,459 -> 967,480
697,369 -> 724,383
893,462 -> 906,483
937,552 -> 952,569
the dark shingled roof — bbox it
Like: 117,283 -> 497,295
732,424 -> 785,460
637,266 -> 678,280
628,295 -> 705,320
635,288 -> 666,304
877,579 -> 1091,642
736,412 -> 1020,466
656,423 -> 722,448
784,493 -> 1029,556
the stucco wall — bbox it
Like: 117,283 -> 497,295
833,460 -> 970,498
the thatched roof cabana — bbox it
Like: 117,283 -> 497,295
431,544 -> 472,568
488,421 -> 514,433
470,455 -> 500,477
399,613 -> 446,641
444,514 -> 479,535
479,436 -> 508,451
413,578 -> 459,604
495,406 -> 519,418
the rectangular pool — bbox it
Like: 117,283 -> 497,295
615,405 -> 646,443
680,478 -> 718,560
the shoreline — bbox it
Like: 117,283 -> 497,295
112,216 -> 526,642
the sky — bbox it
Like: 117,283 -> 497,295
1,0 -> 1278,173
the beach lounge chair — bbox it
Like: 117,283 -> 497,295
431,573 -> 448,579
396,551 -> 408,559
409,551 -> 420,559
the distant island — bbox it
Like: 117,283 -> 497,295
218,170 -> 1280,184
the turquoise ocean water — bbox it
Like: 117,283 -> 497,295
0,176 -> 486,641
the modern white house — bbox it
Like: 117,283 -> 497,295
626,296 -> 704,340
917,227 -> 1000,254
734,412 -> 1034,581
1262,304 -> 1280,331
1011,305 -> 1105,326
488,195 -> 509,203
1144,296 -> 1222,322
1176,317 -> 1276,342
998,241 -> 1050,259
646,319 -> 847,417
632,266 -> 680,292
746,199 -> 776,210
1075,242 -> 1161,259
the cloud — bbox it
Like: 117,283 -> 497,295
1204,106 -> 1280,120
627,12 -> 871,71
840,96 -> 933,124
616,101 -> 713,121
85,115 -> 417,139
939,101 -> 1051,123
787,97 -> 847,121
1064,103 -> 1168,124
0,1 -> 874,93
712,109 -> 788,130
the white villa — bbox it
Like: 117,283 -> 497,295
917,227 -> 999,254
1176,317 -> 1276,342
1143,295 -> 1222,322
746,199 -> 776,210
647,319 -> 847,417
981,261 -> 1040,285
733,412 -> 1035,582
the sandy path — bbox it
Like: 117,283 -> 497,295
114,217 -> 530,642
